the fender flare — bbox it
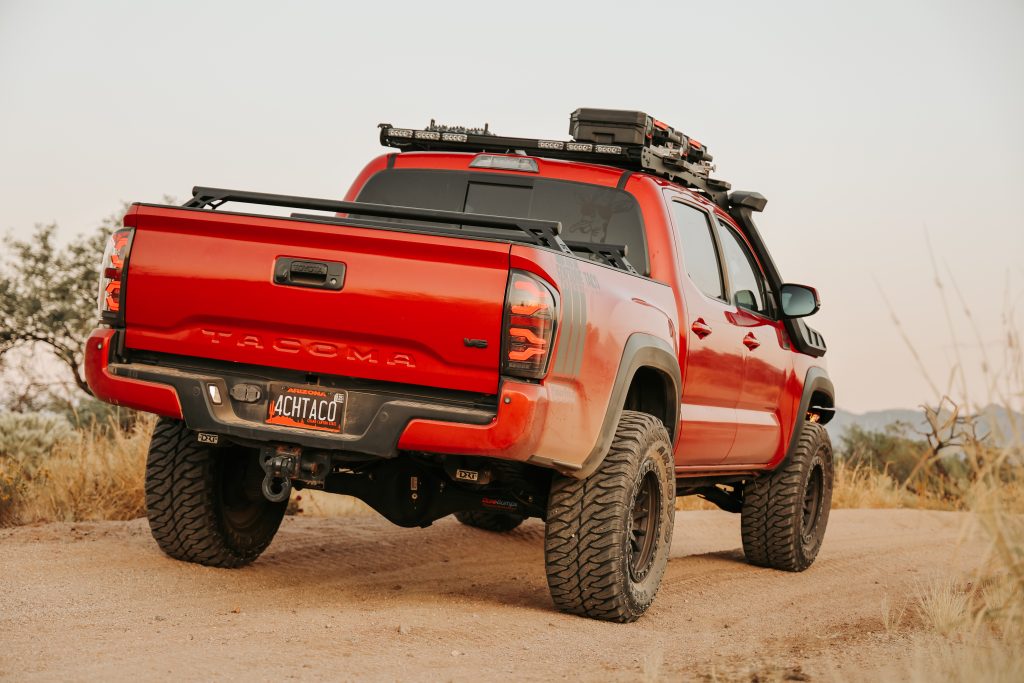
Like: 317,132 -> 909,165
773,366 -> 835,471
535,332 -> 680,479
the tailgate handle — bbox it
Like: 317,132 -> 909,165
274,258 -> 345,291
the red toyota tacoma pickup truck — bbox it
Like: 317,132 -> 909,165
86,109 -> 835,622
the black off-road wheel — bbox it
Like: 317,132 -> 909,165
741,422 -> 833,572
145,418 -> 286,568
544,411 -> 675,623
454,510 -> 525,532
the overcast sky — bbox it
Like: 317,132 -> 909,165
1,0 -> 1021,413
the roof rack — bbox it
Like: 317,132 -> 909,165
379,108 -> 735,207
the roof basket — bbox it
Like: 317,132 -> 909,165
379,108 -> 735,207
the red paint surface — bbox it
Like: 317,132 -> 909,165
85,328 -> 183,419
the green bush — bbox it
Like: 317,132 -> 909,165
838,423 -> 929,483
0,411 -> 75,465
837,422 -> 975,505
59,398 -> 140,433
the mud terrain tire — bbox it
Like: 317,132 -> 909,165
454,510 -> 525,532
544,411 -> 675,623
145,418 -> 286,568
741,422 -> 833,571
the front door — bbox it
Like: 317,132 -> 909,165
713,218 -> 793,465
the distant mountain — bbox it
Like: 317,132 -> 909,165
826,404 -> 1022,449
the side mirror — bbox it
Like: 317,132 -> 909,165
780,283 -> 820,318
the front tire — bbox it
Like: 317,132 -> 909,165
741,422 -> 833,571
544,411 -> 675,623
145,418 -> 286,568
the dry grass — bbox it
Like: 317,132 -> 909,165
832,459 -> 923,509
881,594 -> 908,633
877,634 -> 1024,683
8,416 -> 152,524
915,578 -> 973,635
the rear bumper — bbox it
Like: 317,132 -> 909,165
85,328 -> 546,462
85,329 -> 184,418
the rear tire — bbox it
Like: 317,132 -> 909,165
741,422 -> 833,571
145,418 -> 286,568
454,510 -> 525,532
544,411 -> 675,623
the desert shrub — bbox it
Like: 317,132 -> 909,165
59,397 -> 141,433
839,423 -> 929,483
14,416 -> 153,523
833,409 -> 1008,510
0,411 -> 75,463
0,414 -> 153,525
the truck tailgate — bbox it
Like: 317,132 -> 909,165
123,205 -> 510,394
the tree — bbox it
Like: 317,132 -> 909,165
0,206 -> 128,397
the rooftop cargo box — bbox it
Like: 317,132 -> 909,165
569,108 -> 653,145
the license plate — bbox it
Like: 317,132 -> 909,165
266,385 -> 346,433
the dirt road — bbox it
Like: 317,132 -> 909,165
0,509 -> 980,681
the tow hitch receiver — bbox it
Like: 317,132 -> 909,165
258,445 -> 329,503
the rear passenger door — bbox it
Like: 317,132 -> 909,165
669,200 -> 744,467
712,218 -> 793,465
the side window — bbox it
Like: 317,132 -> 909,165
715,220 -> 769,315
670,202 -> 724,300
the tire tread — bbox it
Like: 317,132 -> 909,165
741,422 -> 832,572
544,411 -> 674,622
145,418 -> 282,568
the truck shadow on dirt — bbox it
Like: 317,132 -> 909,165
138,515 -> 755,615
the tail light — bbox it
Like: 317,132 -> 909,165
501,270 -> 559,380
97,228 -> 134,324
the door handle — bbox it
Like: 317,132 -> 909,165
690,319 -> 712,339
274,257 -> 346,291
743,332 -> 760,350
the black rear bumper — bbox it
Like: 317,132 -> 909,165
108,358 -> 496,457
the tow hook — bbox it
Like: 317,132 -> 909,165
259,446 -> 298,502
258,445 -> 331,503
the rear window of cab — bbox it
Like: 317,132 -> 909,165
356,169 -> 649,275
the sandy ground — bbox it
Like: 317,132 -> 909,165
0,509 -> 982,682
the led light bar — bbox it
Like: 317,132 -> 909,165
382,126 -> 626,164
565,142 -> 593,152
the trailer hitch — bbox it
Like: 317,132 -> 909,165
258,445 -> 330,503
